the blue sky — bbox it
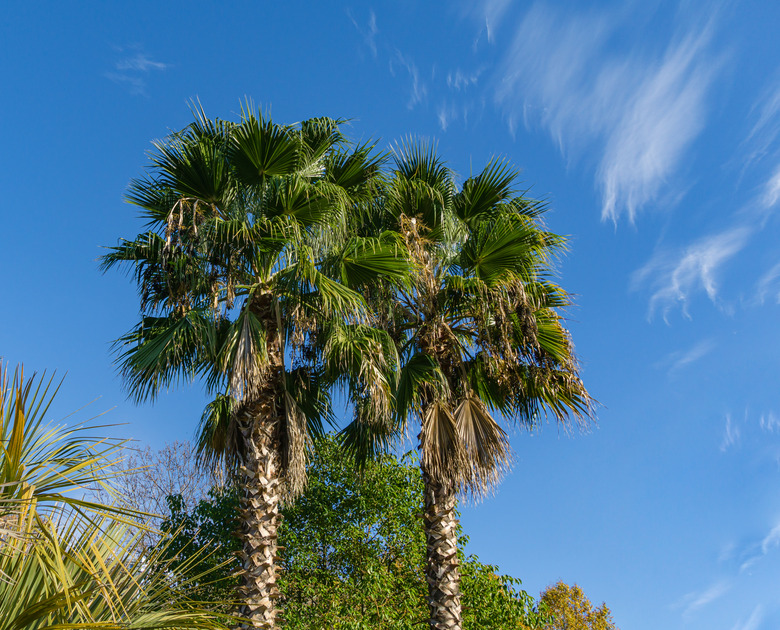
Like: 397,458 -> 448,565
2,1 -> 779,628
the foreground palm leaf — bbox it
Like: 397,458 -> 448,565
103,104 -> 402,629
345,144 -> 594,630
0,364 -> 232,630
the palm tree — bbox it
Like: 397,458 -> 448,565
344,143 -> 594,630
102,105 -> 402,628
0,363 -> 232,630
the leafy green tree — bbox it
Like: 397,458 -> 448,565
159,435 -> 547,629
529,582 -> 618,630
102,106 -> 401,628
0,364 -> 231,630
343,143 -> 594,630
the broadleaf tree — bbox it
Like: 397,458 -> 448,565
156,435 -> 548,629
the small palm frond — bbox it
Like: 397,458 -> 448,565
149,126 -> 234,209
392,138 -> 452,192
276,247 -> 367,322
0,509 -> 234,630
459,213 -> 564,286
328,234 -> 410,288
115,310 -> 220,403
452,158 -> 518,226
124,175 -> 179,226
230,106 -> 300,185
325,141 -> 388,199
395,353 -> 448,425
323,323 -> 398,427
298,116 -> 346,166
0,365 -> 131,525
338,403 -> 399,468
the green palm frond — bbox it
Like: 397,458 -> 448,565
298,116 -> 346,165
325,141 -> 387,198
452,159 -> 518,226
394,353 -> 448,424
230,106 -> 300,185
0,510 -> 234,630
327,234 -> 410,288
115,310 -> 222,403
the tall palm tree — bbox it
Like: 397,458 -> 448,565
344,143 -> 594,630
102,105 -> 402,629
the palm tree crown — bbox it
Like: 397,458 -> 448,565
102,105 -> 402,629
348,142 -> 594,630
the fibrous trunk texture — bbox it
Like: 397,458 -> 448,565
237,293 -> 284,629
422,468 -> 462,630
237,410 -> 282,629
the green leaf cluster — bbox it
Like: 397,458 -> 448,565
158,435 -> 546,629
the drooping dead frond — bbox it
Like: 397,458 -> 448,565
279,391 -> 310,504
453,392 -> 511,498
227,310 -> 267,402
419,401 -> 466,490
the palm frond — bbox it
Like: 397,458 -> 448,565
230,106 -> 300,185
114,310 -> 220,403
452,158 -> 518,226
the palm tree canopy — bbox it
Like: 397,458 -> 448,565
342,142 -> 594,498
101,104 -> 407,498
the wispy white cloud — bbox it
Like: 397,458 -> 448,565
760,521 -> 780,554
657,339 -> 715,374
721,413 -> 741,452
742,78 -> 780,173
467,0 -> 513,45
347,9 -> 378,58
389,51 -> 427,110
447,68 -> 484,91
493,5 -> 721,223
106,47 -> 169,96
679,580 -> 731,617
730,605 -> 764,630
633,226 -> 751,320
759,412 -> 780,433
755,260 -> 780,305
734,516 -> 780,572
761,164 -> 780,209
115,53 -> 168,72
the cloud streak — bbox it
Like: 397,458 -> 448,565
389,51 -> 427,110
720,413 -> 741,452
347,9 -> 378,58
106,47 -> 169,96
680,580 -> 731,617
730,606 -> 763,630
633,225 -> 751,320
658,339 -> 715,375
493,5 -> 721,223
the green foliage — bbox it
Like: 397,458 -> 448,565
159,435 -> 545,629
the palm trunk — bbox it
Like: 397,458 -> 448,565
237,293 -> 285,629
237,408 -> 282,629
421,466 -> 462,630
